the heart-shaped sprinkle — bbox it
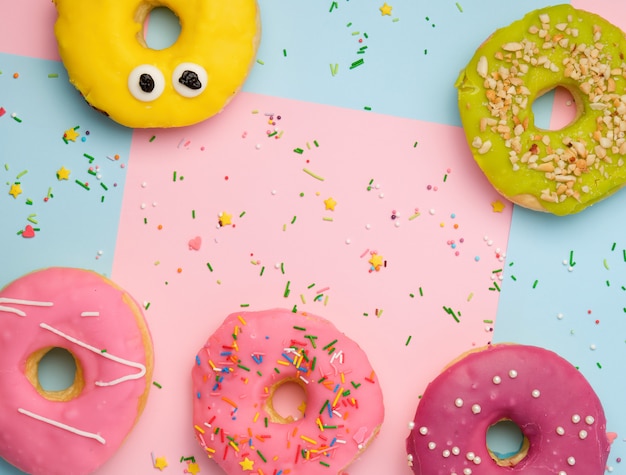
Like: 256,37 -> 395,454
188,236 -> 202,251
22,225 -> 35,238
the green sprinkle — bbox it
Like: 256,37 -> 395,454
596,362 -> 602,369
293,147 -> 304,154
145,302 -> 151,310
256,59 -> 265,65
173,171 -> 177,181
569,250 -> 576,267
419,287 -> 424,296
75,180 -> 90,191
48,73 -> 59,78
323,339 -> 337,350
12,115 -> 22,123
293,326 -> 306,331
364,106 -> 372,111
284,280 -> 291,298
611,242 -> 616,251
405,335 -> 412,346
149,135 -> 156,142
329,1 -> 338,12
27,215 -> 38,224
207,262 -> 213,272
330,63 -> 339,76
456,2 -> 463,12
192,209 -> 196,219
492,268 -> 502,274
413,141 -> 419,147
510,275 -> 517,281
280,262 -> 285,274
350,58 -> 364,69
320,461 -> 330,467
483,319 -> 494,324
603,258 -> 610,270
83,153 -> 95,163
409,293 -> 414,298
256,450 -> 267,463
152,381 -> 162,389
532,279 -> 539,289
240,303 -> 250,308
283,49 -> 287,56
260,266 -> 265,276
238,364 -> 250,371
16,170 -> 27,179
314,140 -> 319,147
291,215 -> 297,224
100,183 -> 108,191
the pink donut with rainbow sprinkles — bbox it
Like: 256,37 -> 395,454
192,308 -> 384,475
406,344 -> 610,475
0,268 -> 154,475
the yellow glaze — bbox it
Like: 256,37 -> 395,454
456,4 -> 626,215
54,0 -> 261,128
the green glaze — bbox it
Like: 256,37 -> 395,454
457,4 -> 626,215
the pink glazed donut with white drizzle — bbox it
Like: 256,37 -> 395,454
191,308 -> 384,474
406,344 -> 610,475
0,268 -> 154,475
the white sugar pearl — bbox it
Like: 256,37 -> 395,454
509,369 -> 518,378
463,468 -> 472,475
585,415 -> 595,425
567,456 -> 576,466
466,452 -> 475,461
442,450 -> 451,458
454,398 -> 464,408
408,421 -> 415,430
452,446 -> 460,455
473,456 -> 482,465
471,404 -> 481,414
492,375 -> 502,384
556,426 -> 565,435
407,454 -> 413,462
572,414 -> 581,423
558,472 -> 567,475
428,442 -> 436,450
140,203 -> 146,209
419,426 -> 428,435
579,430 -> 588,439
531,389 -> 541,398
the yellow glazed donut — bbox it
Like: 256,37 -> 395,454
456,4 -> 626,215
53,0 -> 261,128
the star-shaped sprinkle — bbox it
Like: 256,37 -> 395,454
218,212 -> 232,226
379,2 -> 392,16
9,183 -> 22,198
324,197 -> 337,211
153,456 -> 168,471
63,127 -> 79,142
239,457 -> 255,471
369,253 -> 384,271
56,166 -> 71,180
186,462 -> 201,474
491,200 -> 505,213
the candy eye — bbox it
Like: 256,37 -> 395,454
172,63 -> 208,98
128,65 -> 165,102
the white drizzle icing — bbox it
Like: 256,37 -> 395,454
0,297 -> 53,317
40,322 -> 146,386
80,311 -> 100,317
18,407 -> 106,444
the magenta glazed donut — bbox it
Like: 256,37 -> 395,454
0,268 -> 154,475
406,344 -> 610,475
191,308 -> 384,474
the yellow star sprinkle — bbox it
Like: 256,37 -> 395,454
379,2 -> 392,16
56,166 -> 71,180
8,183 -> 22,199
153,456 -> 168,471
63,127 -> 79,142
323,197 -> 337,211
369,253 -> 384,271
186,462 -> 201,475
491,200 -> 505,213
239,457 -> 255,471
218,212 -> 232,226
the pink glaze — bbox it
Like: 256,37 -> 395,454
406,344 -> 610,475
192,308 -> 384,474
0,268 -> 153,475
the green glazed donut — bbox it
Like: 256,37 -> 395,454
456,4 -> 626,215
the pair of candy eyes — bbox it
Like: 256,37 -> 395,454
128,62 -> 207,101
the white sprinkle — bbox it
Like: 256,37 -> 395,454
466,452 -> 475,461
556,426 -> 565,435
473,456 -> 482,465
579,430 -> 588,439
471,404 -> 481,414
442,449 -> 451,458
572,414 -> 581,423
492,375 -> 502,385
141,181 -> 147,188
408,421 -> 415,430
454,398 -> 464,408
557,313 -> 564,320
428,442 -> 436,450
452,446 -> 460,455
419,426 -> 428,435
509,369 -> 518,378
589,344 -> 597,351
585,415 -> 595,425
531,389 -> 541,398
567,456 -> 576,466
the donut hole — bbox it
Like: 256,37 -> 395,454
138,5 -> 181,50
264,378 -> 307,423
486,419 -> 529,467
531,86 -> 579,131
25,347 -> 85,402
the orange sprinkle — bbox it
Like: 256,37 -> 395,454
177,267 -> 183,273
221,396 -> 238,408
12,72 -> 19,79
157,224 -> 163,230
